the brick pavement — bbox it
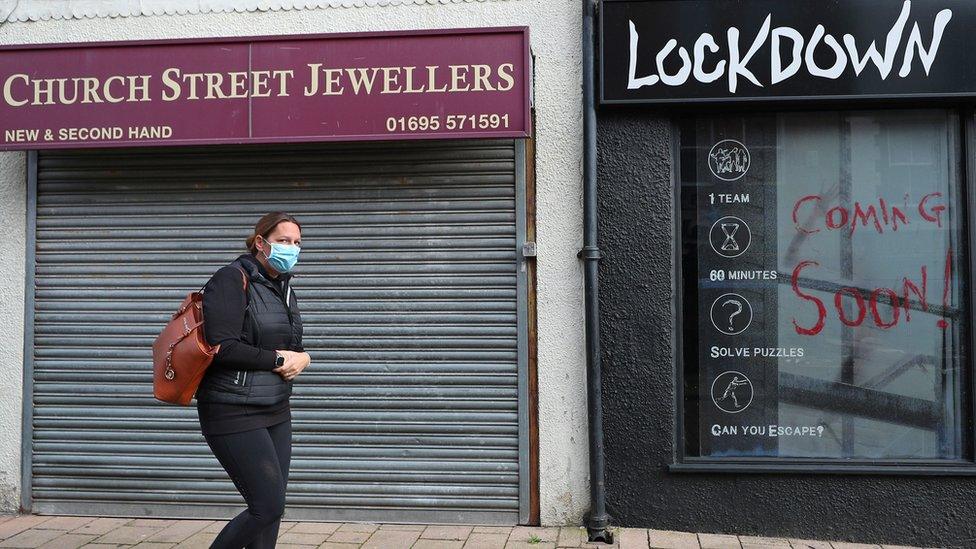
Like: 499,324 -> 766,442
0,514 -> 936,549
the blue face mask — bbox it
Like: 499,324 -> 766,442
261,238 -> 300,273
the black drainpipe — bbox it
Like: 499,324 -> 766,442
581,0 -> 612,543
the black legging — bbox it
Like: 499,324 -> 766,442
204,419 -> 292,549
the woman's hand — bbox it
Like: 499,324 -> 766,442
272,350 -> 310,381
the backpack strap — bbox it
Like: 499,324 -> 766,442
199,264 -> 250,294
236,266 -> 251,319
236,266 -> 248,292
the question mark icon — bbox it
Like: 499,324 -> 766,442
710,293 -> 752,335
722,299 -> 742,331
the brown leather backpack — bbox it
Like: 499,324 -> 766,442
152,267 -> 247,405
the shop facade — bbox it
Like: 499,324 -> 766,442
597,0 -> 976,546
0,1 -> 590,528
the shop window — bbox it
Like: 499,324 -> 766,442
679,109 -> 971,462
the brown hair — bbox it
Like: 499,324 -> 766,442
246,212 -> 302,254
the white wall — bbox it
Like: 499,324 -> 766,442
0,149 -> 25,513
0,0 -> 588,524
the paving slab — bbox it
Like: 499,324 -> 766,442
505,542 -> 557,549
91,525 -> 163,545
0,527 -> 64,548
788,540 -> 832,549
739,537 -> 792,549
379,523 -> 427,532
36,533 -> 99,549
617,528 -> 649,549
739,537 -> 791,545
360,528 -> 422,548
0,516 -> 54,540
70,517 -> 132,536
413,540 -> 466,549
202,520 -> 227,533
509,525 -> 560,543
337,522 -> 380,534
172,529 -> 218,548
143,520 -> 212,544
699,533 -> 741,549
290,522 -> 343,535
32,516 -> 96,531
558,525 -> 587,547
279,521 -> 300,533
278,529 -> 333,545
473,527 -> 514,535
422,526 -> 476,541
462,532 -> 511,549
327,529 -> 373,544
830,544 -> 881,549
648,529 -> 700,549
128,519 -> 178,528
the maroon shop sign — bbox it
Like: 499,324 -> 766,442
0,27 -> 530,150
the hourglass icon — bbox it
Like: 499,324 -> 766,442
709,216 -> 751,258
720,223 -> 739,251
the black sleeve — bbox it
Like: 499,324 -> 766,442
202,266 -> 277,371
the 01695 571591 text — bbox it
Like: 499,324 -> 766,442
385,113 -> 511,133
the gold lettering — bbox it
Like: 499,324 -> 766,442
346,68 -> 378,95
183,73 -> 205,100
3,74 -> 28,107
81,77 -> 101,104
103,75 -> 126,103
227,71 -> 249,99
128,75 -> 151,102
496,63 -> 516,91
426,65 -> 447,93
205,73 -> 226,99
303,63 -> 321,96
449,65 -> 470,92
271,70 -> 293,97
251,70 -> 271,98
403,66 -> 425,93
323,68 -> 344,95
34,78 -> 55,106
161,68 -> 181,101
55,79 -> 78,105
471,65 -> 495,91
381,67 -> 402,94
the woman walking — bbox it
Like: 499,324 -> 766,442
194,211 -> 311,548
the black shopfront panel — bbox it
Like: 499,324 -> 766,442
598,1 -> 976,546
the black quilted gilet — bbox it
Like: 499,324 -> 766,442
195,255 -> 303,406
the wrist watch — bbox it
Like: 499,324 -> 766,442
274,351 -> 285,367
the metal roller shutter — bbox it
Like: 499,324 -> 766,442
27,139 -> 528,525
